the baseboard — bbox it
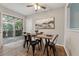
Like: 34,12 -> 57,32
63,46 -> 69,56
56,44 -> 69,56
56,44 -> 64,46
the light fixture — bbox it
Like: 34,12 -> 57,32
34,3 -> 41,11
27,3 -> 46,12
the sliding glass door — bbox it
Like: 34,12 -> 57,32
2,14 -> 23,44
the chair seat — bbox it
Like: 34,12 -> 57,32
36,39 -> 41,42
48,42 -> 54,46
30,41 -> 39,45
26,40 -> 29,41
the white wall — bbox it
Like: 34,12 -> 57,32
65,29 -> 79,56
26,7 -> 65,45
70,30 -> 79,55
64,4 -> 79,56
0,5 -> 26,48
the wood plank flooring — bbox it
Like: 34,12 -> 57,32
0,44 -> 67,56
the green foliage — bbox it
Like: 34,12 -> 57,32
15,20 -> 23,30
3,23 -> 13,31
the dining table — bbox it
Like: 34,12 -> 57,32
23,33 -> 54,56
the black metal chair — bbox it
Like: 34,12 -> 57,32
23,32 -> 29,48
43,34 -> 59,56
35,32 -> 44,50
48,34 -> 59,56
23,35 -> 30,50
27,33 -> 40,56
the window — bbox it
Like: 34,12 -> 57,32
3,14 -> 14,38
2,14 -> 23,44
70,3 -> 79,29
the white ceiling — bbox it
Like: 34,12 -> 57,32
0,3 -> 66,16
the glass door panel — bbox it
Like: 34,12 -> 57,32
15,18 -> 23,36
3,23 -> 14,38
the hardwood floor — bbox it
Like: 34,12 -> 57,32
0,44 -> 67,56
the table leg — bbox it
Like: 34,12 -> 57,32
40,38 -> 42,49
45,39 -> 49,56
43,43 -> 47,54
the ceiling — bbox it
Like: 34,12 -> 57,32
0,3 -> 66,16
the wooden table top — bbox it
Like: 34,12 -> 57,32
23,34 -> 54,40
35,34 -> 53,39
23,34 -> 36,36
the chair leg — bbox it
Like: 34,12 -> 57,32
38,43 -> 40,50
23,40 -> 26,48
32,45 -> 35,56
43,44 -> 47,55
39,39 -> 42,50
53,45 -> 56,55
43,39 -> 49,55
27,41 -> 29,49
54,46 -> 56,51
52,45 -> 56,56
50,46 -> 52,50
40,40 -> 42,49
27,43 -> 30,53
49,46 -> 52,55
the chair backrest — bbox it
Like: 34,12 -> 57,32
35,30 -> 38,34
36,32 -> 43,35
40,32 -> 43,34
52,34 -> 59,44
24,32 -> 26,34
23,32 -> 27,40
27,33 -> 32,42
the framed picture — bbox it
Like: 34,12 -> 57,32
35,17 -> 55,29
